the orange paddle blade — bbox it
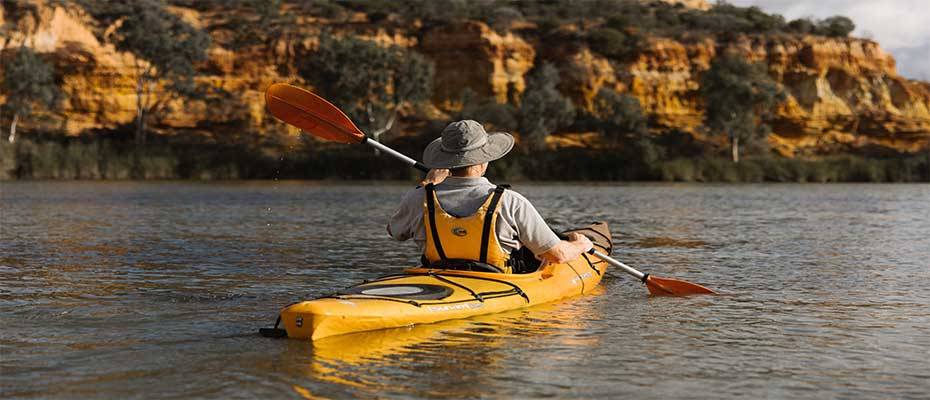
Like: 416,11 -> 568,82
265,83 -> 365,144
645,275 -> 716,296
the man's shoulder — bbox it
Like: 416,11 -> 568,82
401,185 -> 426,203
499,186 -> 534,207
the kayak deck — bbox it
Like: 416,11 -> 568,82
277,223 -> 612,340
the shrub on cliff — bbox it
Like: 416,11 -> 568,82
299,33 -> 434,143
456,89 -> 519,133
817,16 -> 856,37
587,27 -> 646,61
700,53 -> 784,163
1,46 -> 60,143
787,16 -> 855,37
677,4 -> 786,35
786,18 -> 816,34
518,63 -> 575,151
228,0 -> 295,55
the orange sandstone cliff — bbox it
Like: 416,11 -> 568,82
2,2 -> 928,156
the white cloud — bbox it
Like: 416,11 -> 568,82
727,0 -> 930,80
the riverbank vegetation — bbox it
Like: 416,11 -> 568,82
3,135 -> 927,182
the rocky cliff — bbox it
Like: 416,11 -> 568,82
2,1 -> 929,156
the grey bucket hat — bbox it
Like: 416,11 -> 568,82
422,120 -> 515,169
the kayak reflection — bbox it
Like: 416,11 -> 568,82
306,291 -> 605,397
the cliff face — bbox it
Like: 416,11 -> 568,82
0,2 -> 277,137
755,37 -> 930,155
2,2 -> 929,156
0,3 -> 139,133
612,35 -> 930,156
420,21 -> 535,108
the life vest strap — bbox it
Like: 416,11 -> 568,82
479,185 -> 508,264
424,183 -> 447,260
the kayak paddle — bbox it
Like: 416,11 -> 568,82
265,83 -> 429,172
264,83 -> 715,296
589,249 -> 715,296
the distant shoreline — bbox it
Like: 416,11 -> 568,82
2,138 -> 928,183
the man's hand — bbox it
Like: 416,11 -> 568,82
421,168 -> 450,186
540,232 -> 594,264
566,232 -> 594,253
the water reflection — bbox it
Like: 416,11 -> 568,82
303,296 -> 603,398
631,237 -> 709,249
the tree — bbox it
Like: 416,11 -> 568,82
817,16 -> 855,37
590,88 -> 647,148
518,63 -> 575,150
700,53 -> 784,163
94,0 -> 210,145
299,33 -> 434,143
587,27 -> 645,61
589,88 -> 664,172
1,47 -> 59,143
787,18 -> 816,34
456,88 -> 518,132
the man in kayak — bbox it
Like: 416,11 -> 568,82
387,120 -> 593,273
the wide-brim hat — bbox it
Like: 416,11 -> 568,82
422,120 -> 514,169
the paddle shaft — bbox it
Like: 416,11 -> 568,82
363,137 -> 429,173
589,249 -> 646,281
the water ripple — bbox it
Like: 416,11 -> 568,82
1,182 -> 928,399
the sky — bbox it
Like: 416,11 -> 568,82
727,0 -> 930,81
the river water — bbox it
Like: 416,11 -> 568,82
1,182 -> 928,399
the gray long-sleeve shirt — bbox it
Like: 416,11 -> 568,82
387,177 -> 561,256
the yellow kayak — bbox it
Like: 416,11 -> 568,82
270,223 -> 612,341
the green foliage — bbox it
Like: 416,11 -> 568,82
590,88 -> 647,146
456,89 -> 518,132
586,88 -> 663,174
340,0 -> 472,24
703,4 -> 785,33
1,46 -> 59,121
818,16 -> 856,37
655,156 -> 930,183
162,0 -> 856,42
587,28 -> 645,60
495,0 -> 852,40
228,0 -> 295,49
2,136 -> 927,182
787,16 -> 855,37
786,18 -> 816,34
700,53 -> 784,161
299,33 -> 434,140
518,63 -> 575,150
